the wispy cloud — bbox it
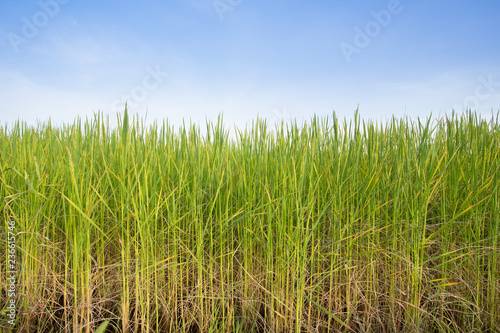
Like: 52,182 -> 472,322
0,69 -> 109,127
1,1 -> 499,129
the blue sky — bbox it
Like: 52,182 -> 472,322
1,0 -> 499,129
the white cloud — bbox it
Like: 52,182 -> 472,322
369,69 -> 500,118
0,69 -> 112,127
38,34 -> 122,67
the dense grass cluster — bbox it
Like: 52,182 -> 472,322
1,110 -> 499,332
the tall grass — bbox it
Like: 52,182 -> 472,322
0,109 -> 499,332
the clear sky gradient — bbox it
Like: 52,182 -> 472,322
1,0 -> 499,129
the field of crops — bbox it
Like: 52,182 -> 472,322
1,110 -> 499,332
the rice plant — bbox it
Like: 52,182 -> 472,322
0,109 -> 499,332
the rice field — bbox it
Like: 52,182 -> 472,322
0,109 -> 499,332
